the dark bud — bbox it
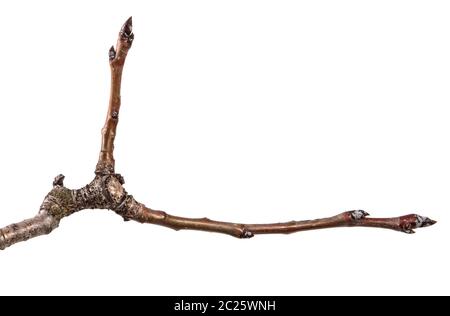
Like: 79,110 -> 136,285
415,215 -> 437,228
114,173 -> 125,185
120,16 -> 134,44
241,230 -> 254,238
403,228 -> 416,234
121,16 -> 133,36
350,210 -> 370,220
111,111 -> 119,119
109,46 -> 116,60
423,218 -> 437,227
53,174 -> 65,187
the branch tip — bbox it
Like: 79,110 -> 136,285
124,16 -> 132,30
415,215 -> 436,228
399,214 -> 436,234
120,16 -> 134,44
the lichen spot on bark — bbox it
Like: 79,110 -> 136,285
42,187 -> 75,219
107,176 -> 125,204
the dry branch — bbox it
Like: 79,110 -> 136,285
0,17 -> 436,250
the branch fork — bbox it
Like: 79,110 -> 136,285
0,17 -> 436,250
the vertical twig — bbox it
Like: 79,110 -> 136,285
96,17 -> 134,175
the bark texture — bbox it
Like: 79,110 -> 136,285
0,17 -> 436,251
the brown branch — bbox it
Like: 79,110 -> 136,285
116,201 -> 436,238
0,17 -> 436,251
96,16 -> 134,175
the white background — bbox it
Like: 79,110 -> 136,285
0,0 -> 448,295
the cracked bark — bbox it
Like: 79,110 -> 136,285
0,17 -> 436,250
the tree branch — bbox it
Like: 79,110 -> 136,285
96,17 -> 134,175
114,199 -> 436,238
0,17 -> 436,251
0,214 -> 59,250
